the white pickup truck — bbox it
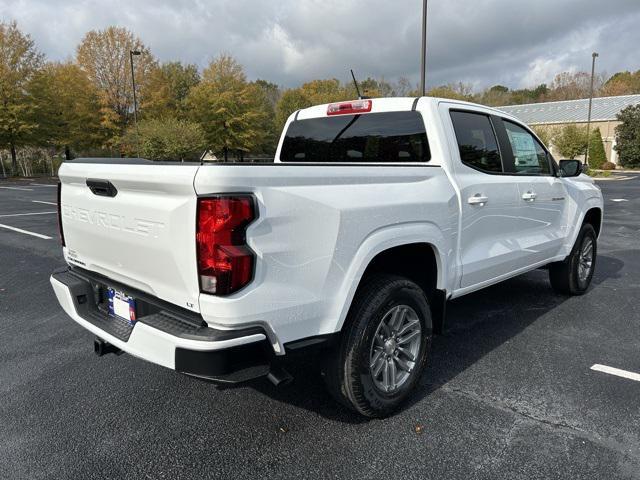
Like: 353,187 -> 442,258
51,97 -> 603,417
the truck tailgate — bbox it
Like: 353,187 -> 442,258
58,162 -> 201,313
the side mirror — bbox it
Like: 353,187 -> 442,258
558,159 -> 583,177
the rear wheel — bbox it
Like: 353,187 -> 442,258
322,274 -> 432,418
549,223 -> 597,295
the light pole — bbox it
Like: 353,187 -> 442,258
585,51 -> 599,166
419,0 -> 428,96
129,49 -> 141,157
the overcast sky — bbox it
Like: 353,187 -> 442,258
2,0 -> 639,90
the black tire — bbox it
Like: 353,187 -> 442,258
321,274 -> 432,418
549,223 -> 597,295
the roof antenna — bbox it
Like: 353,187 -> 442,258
350,69 -> 363,99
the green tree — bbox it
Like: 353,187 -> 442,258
123,117 -> 206,161
0,21 -> 44,173
587,128 -> 606,169
554,124 -> 588,159
298,78 -> 350,105
186,54 -> 268,160
614,104 -> 640,168
254,79 -> 280,108
252,80 -> 280,155
479,85 -> 511,106
77,26 -> 157,144
142,62 -> 200,119
507,84 -> 549,105
275,88 -> 311,129
28,62 -> 103,159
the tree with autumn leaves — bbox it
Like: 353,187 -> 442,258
76,26 -> 157,151
29,62 -> 103,159
186,55 -> 271,161
0,23 -> 279,166
2,20 -> 640,172
0,21 -> 43,173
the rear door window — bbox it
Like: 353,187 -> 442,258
450,111 -> 503,173
280,111 -> 430,163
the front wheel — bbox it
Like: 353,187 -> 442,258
321,274 -> 432,418
549,223 -> 597,295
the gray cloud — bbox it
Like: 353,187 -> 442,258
1,0 -> 639,90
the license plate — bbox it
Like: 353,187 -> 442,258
107,288 -> 137,324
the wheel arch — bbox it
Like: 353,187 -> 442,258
583,207 -> 602,237
331,223 -> 451,335
559,197 -> 603,260
359,243 -> 440,300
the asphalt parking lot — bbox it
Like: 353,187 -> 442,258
1,174 -> 639,479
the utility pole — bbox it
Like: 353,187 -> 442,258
419,0 -> 428,96
585,51 -> 599,166
129,50 -> 141,157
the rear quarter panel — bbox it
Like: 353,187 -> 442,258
194,164 -> 458,345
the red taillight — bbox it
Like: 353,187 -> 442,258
196,196 -> 256,295
327,99 -> 372,116
57,182 -> 65,247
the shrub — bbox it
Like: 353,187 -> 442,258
587,128 -> 606,169
554,124 -> 588,159
601,161 -> 616,170
584,167 -> 611,178
122,117 -> 206,161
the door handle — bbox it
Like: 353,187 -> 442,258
521,191 -> 537,202
468,194 -> 489,206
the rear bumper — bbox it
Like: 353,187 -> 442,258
50,268 -> 274,382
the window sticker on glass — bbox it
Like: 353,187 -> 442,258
508,131 -> 538,168
503,120 -> 551,174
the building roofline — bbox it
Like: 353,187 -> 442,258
527,119 -> 620,125
497,93 -> 640,110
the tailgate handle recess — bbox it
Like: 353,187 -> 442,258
86,179 -> 117,197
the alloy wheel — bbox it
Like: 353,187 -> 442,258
369,305 -> 422,394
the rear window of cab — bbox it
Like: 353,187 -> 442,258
280,111 -> 431,163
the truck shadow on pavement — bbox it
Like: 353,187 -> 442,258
246,254 -> 624,423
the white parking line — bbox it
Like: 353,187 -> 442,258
610,199 -> 628,202
591,364 -> 640,382
30,183 -> 57,187
0,211 -> 56,218
32,200 -> 57,206
0,186 -> 33,191
0,223 -> 52,239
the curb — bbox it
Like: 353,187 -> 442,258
592,175 -> 637,181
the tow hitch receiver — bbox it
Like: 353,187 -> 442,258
94,338 -> 122,356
